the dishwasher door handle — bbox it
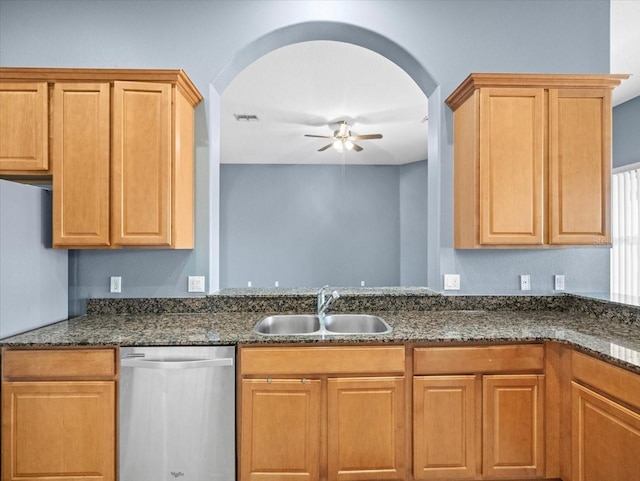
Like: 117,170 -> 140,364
121,358 -> 234,370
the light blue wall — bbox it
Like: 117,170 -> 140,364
613,95 -> 640,169
220,164 -> 401,288
0,181 -> 68,337
400,160 -> 429,286
0,0 -> 612,305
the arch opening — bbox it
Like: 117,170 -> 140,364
207,21 -> 441,291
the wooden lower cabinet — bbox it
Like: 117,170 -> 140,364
1,381 -> 116,481
240,376 -> 405,481
572,382 -> 640,481
327,377 -> 405,481
240,378 -> 322,481
1,348 -> 117,481
483,374 -> 545,479
413,373 -> 544,480
413,346 -> 546,480
413,376 -> 479,480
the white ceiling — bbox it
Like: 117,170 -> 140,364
221,41 -> 428,165
611,0 -> 640,106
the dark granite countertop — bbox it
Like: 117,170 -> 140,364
2,307 -> 639,374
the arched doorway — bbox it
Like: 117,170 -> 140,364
207,21 -> 441,291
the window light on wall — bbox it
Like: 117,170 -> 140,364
611,162 -> 640,299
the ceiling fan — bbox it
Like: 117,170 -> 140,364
304,121 -> 383,152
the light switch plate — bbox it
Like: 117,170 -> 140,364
188,276 -> 205,293
110,276 -> 121,293
444,274 -> 461,290
554,274 -> 565,291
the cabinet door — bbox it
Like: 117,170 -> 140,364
327,377 -> 405,481
240,378 -> 321,481
0,82 -> 49,171
549,89 -> 611,244
413,376 -> 479,480
112,81 -> 172,246
53,83 -> 111,247
572,382 -> 640,481
483,374 -> 544,478
1,381 -> 115,481
479,88 -> 545,245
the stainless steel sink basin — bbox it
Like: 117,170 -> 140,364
324,314 -> 392,334
253,315 -> 320,335
253,314 -> 392,336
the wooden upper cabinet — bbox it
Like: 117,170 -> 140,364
479,88 -> 545,245
0,68 -> 202,249
549,89 -> 611,244
53,83 -> 111,247
112,81 -> 172,246
446,73 -> 627,248
0,82 -> 49,173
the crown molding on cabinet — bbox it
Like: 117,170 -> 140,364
0,67 -> 203,106
445,73 -> 630,111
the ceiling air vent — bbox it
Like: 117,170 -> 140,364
234,114 -> 259,121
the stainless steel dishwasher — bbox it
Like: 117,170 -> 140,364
119,346 -> 235,481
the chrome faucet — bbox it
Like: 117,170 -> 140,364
317,285 -> 340,318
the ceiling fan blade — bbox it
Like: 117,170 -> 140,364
350,134 -> 383,140
318,143 -> 333,152
305,134 -> 333,139
351,143 -> 363,152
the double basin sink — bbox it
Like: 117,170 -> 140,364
254,314 -> 392,336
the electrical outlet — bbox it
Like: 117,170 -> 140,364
361,280 -> 366,287
520,274 -> 531,291
188,276 -> 205,293
110,276 -> 121,293
444,274 -> 460,290
275,281 -> 279,287
247,281 -> 252,287
554,274 -> 565,291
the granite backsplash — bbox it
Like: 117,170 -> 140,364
84,289 -> 639,326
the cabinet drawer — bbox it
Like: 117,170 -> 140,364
572,351 -> 640,411
2,348 -> 117,380
414,344 -> 544,375
241,346 -> 405,376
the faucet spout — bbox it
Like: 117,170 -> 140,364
317,286 -> 340,318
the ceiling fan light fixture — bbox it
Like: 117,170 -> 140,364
307,120 -> 380,154
338,121 -> 350,137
